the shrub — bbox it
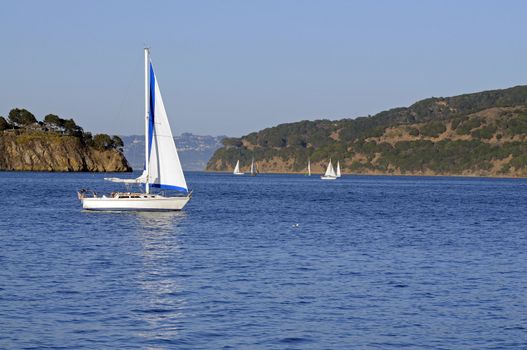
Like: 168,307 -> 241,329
0,116 -> 10,131
407,127 -> 420,136
471,125 -> 497,139
505,115 -> 527,136
456,117 -> 483,135
420,121 -> 446,137
450,117 -> 465,130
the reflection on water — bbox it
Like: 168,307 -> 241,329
133,212 -> 188,346
134,211 -> 187,232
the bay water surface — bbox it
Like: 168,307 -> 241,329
0,172 -> 526,349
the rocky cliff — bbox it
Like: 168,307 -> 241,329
0,130 -> 131,172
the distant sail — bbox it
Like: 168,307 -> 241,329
324,159 -> 336,177
307,158 -> 311,176
233,160 -> 244,175
249,157 -> 258,176
336,161 -> 341,178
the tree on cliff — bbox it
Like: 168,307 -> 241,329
93,134 -> 113,149
0,116 -> 10,131
8,108 -> 37,126
44,114 -> 83,136
44,114 -> 62,128
111,136 -> 124,151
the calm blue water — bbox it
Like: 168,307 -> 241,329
0,172 -> 526,349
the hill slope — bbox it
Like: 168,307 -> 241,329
207,85 -> 527,176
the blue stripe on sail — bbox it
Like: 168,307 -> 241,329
148,63 -> 156,160
151,183 -> 188,193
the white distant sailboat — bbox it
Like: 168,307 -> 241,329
321,159 -> 337,180
78,48 -> 191,211
250,157 -> 257,176
307,158 -> 311,176
233,160 -> 244,175
336,161 -> 342,178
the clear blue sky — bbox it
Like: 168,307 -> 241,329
1,0 -> 526,136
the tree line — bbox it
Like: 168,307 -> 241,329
0,108 -> 123,151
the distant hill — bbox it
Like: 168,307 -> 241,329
207,85 -> 527,177
122,133 -> 225,171
0,108 -> 130,172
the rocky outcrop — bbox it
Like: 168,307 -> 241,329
0,131 -> 131,172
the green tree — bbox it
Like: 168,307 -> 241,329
62,119 -> 77,132
44,114 -> 64,128
420,121 -> 446,137
82,132 -> 94,146
8,108 -> 37,126
222,137 -> 243,148
93,134 -> 114,150
111,135 -> 124,149
0,116 -> 10,131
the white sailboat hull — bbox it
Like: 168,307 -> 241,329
233,172 -> 245,176
320,176 -> 337,180
81,195 -> 190,211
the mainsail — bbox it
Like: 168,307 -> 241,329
105,61 -> 188,193
234,160 -> 241,174
307,158 -> 311,176
336,161 -> 341,177
146,63 -> 187,193
324,159 -> 336,177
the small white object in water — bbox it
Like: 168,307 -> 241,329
292,223 -> 300,228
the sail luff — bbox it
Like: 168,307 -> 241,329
144,48 -> 150,194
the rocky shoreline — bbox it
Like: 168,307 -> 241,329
0,130 -> 130,172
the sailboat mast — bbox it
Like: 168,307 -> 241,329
144,48 -> 150,194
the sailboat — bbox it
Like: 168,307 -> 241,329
320,159 -> 337,180
336,161 -> 342,178
233,160 -> 244,175
307,158 -> 311,176
78,48 -> 191,211
250,157 -> 257,176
